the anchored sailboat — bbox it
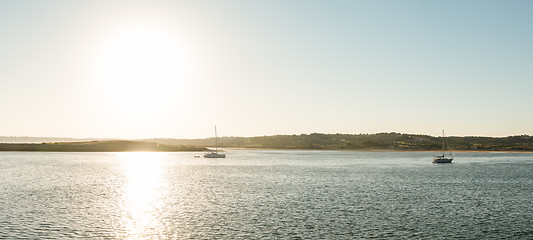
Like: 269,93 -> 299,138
433,130 -> 453,163
204,125 -> 226,158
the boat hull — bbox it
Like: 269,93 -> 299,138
204,153 -> 226,158
433,157 -> 453,163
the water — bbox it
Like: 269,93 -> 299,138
1,150 -> 532,239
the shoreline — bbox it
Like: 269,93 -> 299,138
0,141 -> 206,152
1,142 -> 532,153
223,148 -> 533,153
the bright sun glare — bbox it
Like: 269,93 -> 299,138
97,24 -> 184,115
119,152 -> 166,237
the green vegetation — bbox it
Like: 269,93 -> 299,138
0,140 -> 205,152
146,133 -> 533,151
2,134 -> 532,152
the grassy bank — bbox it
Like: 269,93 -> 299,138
145,133 -> 533,151
0,140 -> 206,152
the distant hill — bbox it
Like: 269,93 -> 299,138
2,133 -> 532,152
143,133 -> 533,151
0,140 -> 205,152
0,136 -> 105,143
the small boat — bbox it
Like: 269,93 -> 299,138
433,130 -> 453,163
204,125 -> 226,158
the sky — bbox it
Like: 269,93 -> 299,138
1,0 -> 532,139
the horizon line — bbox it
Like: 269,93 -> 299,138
1,132 -> 532,140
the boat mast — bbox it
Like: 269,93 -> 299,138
215,125 -> 218,154
442,129 -> 445,155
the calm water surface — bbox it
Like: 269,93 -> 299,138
1,150 -> 532,239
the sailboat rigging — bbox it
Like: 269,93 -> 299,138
433,130 -> 453,163
204,125 -> 226,158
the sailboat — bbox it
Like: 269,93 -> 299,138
204,125 -> 226,158
433,130 -> 453,163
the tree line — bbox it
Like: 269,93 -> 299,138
146,133 -> 533,151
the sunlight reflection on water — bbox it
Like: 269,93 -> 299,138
1,151 -> 532,239
118,152 -> 167,239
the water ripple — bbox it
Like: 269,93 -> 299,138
0,151 -> 532,239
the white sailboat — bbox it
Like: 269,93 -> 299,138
433,130 -> 453,163
204,125 -> 226,158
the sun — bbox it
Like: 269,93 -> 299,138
96,24 -> 185,115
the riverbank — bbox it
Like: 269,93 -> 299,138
225,147 -> 533,153
0,140 -> 206,152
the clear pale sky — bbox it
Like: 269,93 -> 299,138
1,0 -> 532,139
